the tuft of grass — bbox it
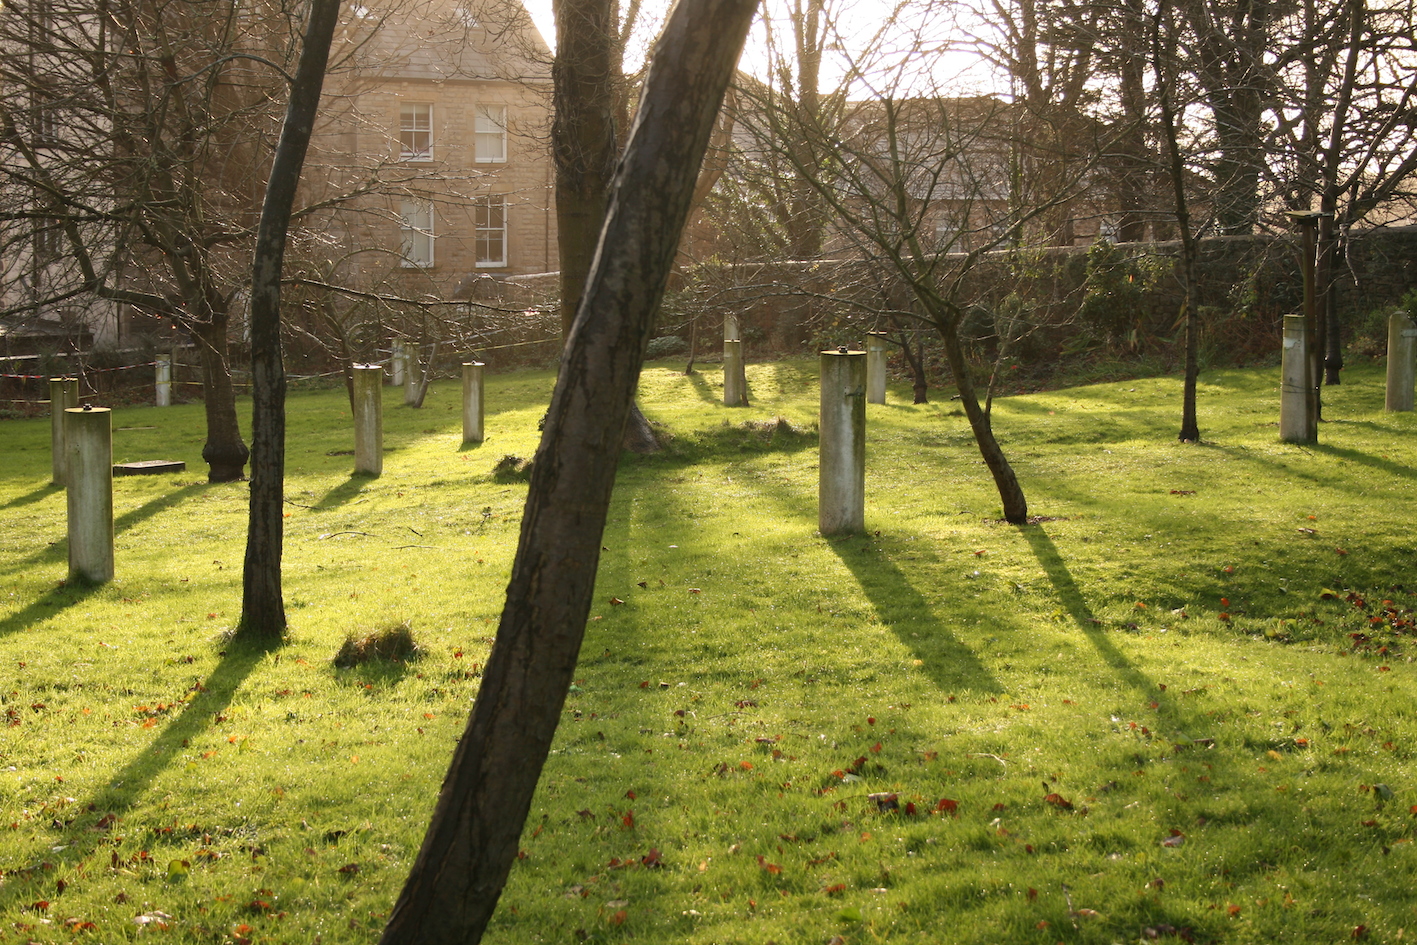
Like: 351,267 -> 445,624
491,453 -> 534,482
333,620 -> 421,668
2,359 -> 1417,944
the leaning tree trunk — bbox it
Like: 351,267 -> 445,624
551,0 -> 659,453
191,312 -> 250,482
236,0 -> 341,641
378,0 -> 759,940
552,0 -> 617,341
935,318 -> 1027,523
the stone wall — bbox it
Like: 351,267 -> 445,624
649,226 -> 1417,364
424,225 -> 1417,371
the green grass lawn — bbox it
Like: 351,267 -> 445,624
3,358 -> 1417,945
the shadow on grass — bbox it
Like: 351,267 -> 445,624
89,642 -> 268,811
827,536 -> 1003,695
314,474 -> 375,510
0,481 -> 61,511
0,579 -> 103,637
1019,523 -> 1156,692
1020,523 -> 1221,743
626,416 -> 817,469
684,370 -> 720,405
115,482 -> 209,534
1194,438 -> 1407,498
0,482 -> 209,580
333,656 -> 420,688
0,641 -> 267,896
1312,443 -> 1417,481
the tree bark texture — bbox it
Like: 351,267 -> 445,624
192,315 -> 250,483
935,319 -> 1027,523
237,0 -> 341,641
377,0 -> 758,941
1153,0 -> 1202,442
551,0 -> 660,453
552,0 -> 618,338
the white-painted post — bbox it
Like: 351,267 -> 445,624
819,348 -> 866,536
49,377 -> 79,486
155,355 -> 172,407
390,340 -> 406,387
1280,313 -> 1315,443
1385,310 -> 1417,412
462,361 -> 485,444
866,332 -> 889,405
65,405 -> 113,583
404,343 -> 422,406
353,364 -> 383,476
724,314 -> 741,342
723,339 -> 748,406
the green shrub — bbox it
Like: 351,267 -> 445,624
1077,239 -> 1147,348
645,334 -> 687,359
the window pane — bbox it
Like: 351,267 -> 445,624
475,105 -> 506,163
475,196 -> 505,266
400,104 -> 432,160
400,200 -> 434,267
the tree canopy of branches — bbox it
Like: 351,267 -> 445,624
0,0 -> 528,477
729,0 -> 1136,521
0,0 -> 325,480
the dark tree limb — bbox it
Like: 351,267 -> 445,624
236,0 -> 341,640
377,0 -> 759,940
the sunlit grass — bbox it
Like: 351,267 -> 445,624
2,357 -> 1416,944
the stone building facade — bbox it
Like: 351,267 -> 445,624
318,0 -> 558,292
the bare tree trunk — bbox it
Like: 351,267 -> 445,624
552,0 -> 617,339
888,321 -> 927,403
552,0 -> 659,453
1317,0 -> 1363,387
684,313 -> 699,374
378,1 -> 758,939
412,341 -> 439,408
237,0 -> 341,641
192,314 -> 250,482
936,319 -> 1026,522
1153,0 -> 1201,443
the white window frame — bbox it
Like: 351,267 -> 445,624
34,215 -> 61,258
400,200 -> 435,268
400,103 -> 433,161
474,196 -> 506,268
474,105 -> 507,164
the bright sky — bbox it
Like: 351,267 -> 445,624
517,0 -> 1002,95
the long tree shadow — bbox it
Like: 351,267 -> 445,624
606,446 -> 1001,696
0,580 -> 103,637
684,369 -> 722,405
1019,523 -> 1215,741
0,482 -> 61,511
0,642 -> 268,899
1019,523 -> 1156,692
